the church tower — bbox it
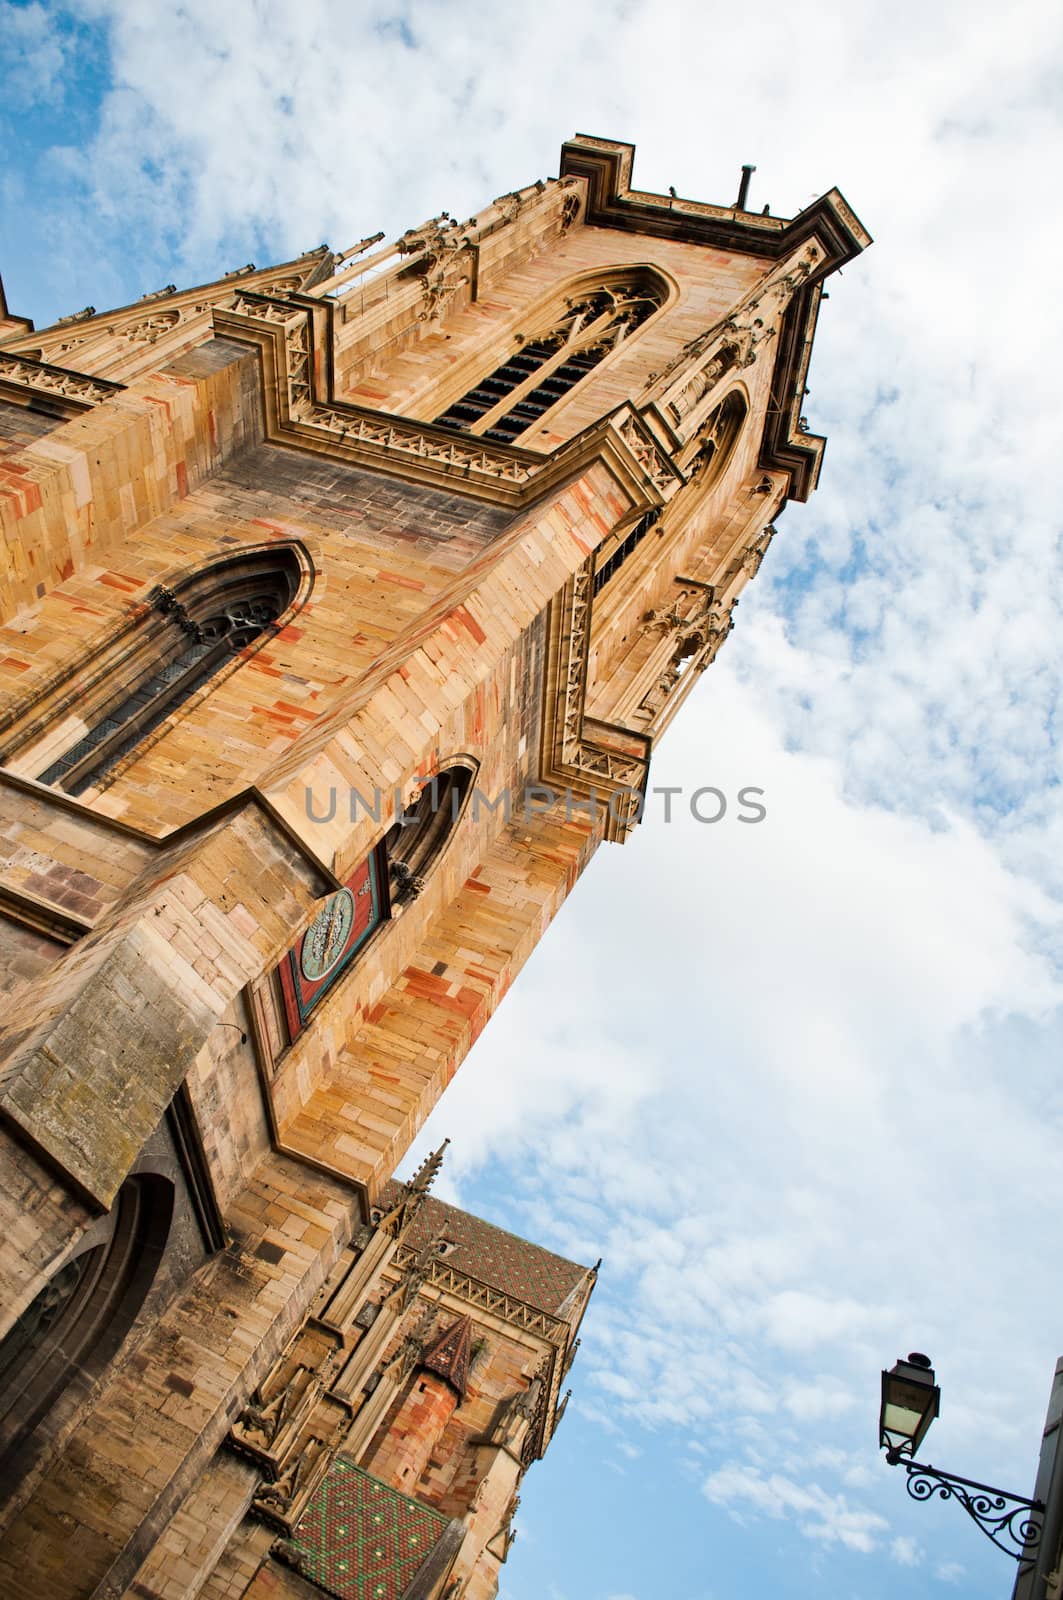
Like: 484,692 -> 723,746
0,137 -> 868,1599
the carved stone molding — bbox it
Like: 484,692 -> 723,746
231,1321 -> 345,1466
117,308 -> 182,344
616,409 -> 684,499
559,190 -> 582,234
1,283 -> 684,513
742,523 -> 777,578
213,293 -> 691,511
653,244 -> 820,440
390,1242 -> 570,1345
228,1155 -> 451,1531
490,1382 -> 539,1451
560,134 -> 870,272
520,1351 -> 554,1466
539,557 -> 651,842
0,351 -> 123,411
396,215 -> 461,259
633,587 -> 736,727
642,580 -> 717,637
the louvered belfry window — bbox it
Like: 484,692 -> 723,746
38,550 -> 302,795
434,278 -> 665,443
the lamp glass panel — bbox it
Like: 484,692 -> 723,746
882,1400 -> 924,1442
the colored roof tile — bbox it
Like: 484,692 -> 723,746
380,1185 -> 588,1315
420,1314 -> 472,1398
284,1457 -> 449,1600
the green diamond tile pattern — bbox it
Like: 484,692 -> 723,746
287,1457 -> 449,1600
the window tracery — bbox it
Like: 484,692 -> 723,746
434,277 -> 665,443
686,388 -> 747,483
592,508 -> 660,595
33,547 -> 305,795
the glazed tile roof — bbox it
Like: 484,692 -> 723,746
420,1314 -> 472,1398
285,1457 -> 450,1600
380,1185 -> 588,1315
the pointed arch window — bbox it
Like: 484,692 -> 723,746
434,275 -> 666,443
276,760 -> 477,1046
0,1173 -> 173,1492
33,547 -> 305,796
593,508 -> 661,595
590,390 -> 747,608
383,764 -> 476,903
688,388 -> 747,484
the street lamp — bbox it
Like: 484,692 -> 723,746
879,1351 -> 1045,1565
880,1352 -> 940,1461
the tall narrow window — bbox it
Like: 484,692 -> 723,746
593,509 -> 661,595
36,548 -> 304,795
276,760 -> 477,1046
0,1174 -> 173,1492
384,764 -> 476,902
688,389 -> 747,483
435,276 -> 665,443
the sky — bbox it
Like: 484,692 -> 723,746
3,2 -> 1063,1598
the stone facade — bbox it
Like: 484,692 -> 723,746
0,136 -> 868,1599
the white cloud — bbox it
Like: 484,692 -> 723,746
891,1535 -> 923,1568
781,1379 -> 856,1424
412,667 -> 1063,1572
701,1462 -> 889,1554
0,3 -> 71,110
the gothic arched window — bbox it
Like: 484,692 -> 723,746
32,546 -> 306,796
277,760 -> 477,1045
0,1173 -> 173,1491
688,388 -> 747,485
384,764 -> 476,904
434,275 -> 666,443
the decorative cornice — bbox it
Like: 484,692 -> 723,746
0,234 -> 834,515
214,290 -> 685,510
559,134 -> 871,267
0,351 -> 124,414
0,267 -> 688,514
0,142 -> 865,514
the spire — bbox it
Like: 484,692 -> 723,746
409,1137 -> 449,1195
556,1257 -> 600,1321
420,1313 -> 473,1400
0,273 -> 33,339
373,1138 -> 449,1242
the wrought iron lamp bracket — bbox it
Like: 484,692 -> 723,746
886,1451 -> 1044,1564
